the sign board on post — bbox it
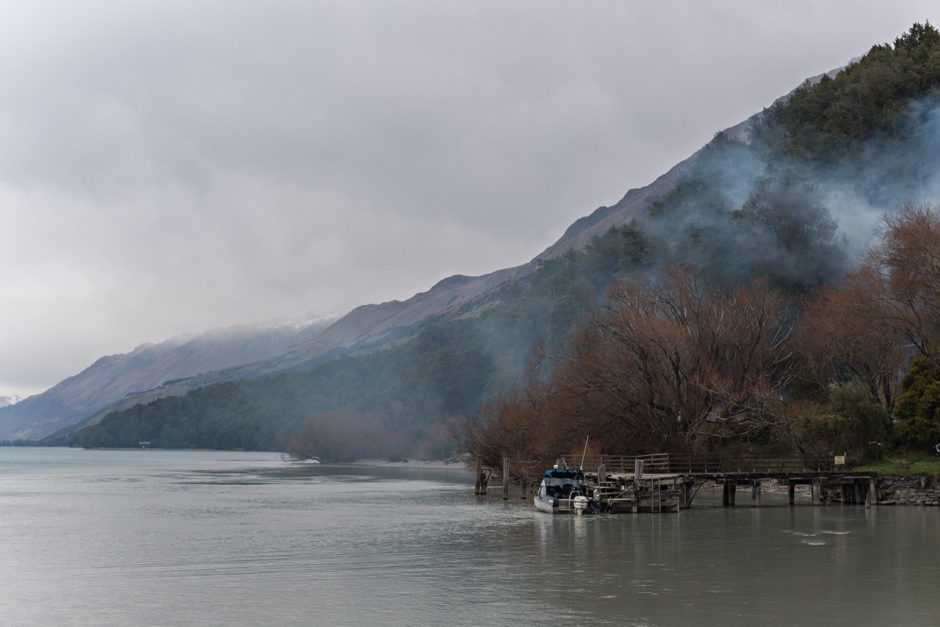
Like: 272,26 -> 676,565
834,455 -> 846,466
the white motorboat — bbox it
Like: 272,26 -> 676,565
533,467 -> 594,514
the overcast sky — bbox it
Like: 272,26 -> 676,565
1,1 -> 937,397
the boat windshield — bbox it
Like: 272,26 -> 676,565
539,478 -> 582,498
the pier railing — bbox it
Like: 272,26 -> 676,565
574,452 -> 835,475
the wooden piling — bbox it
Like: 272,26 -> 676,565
811,479 -> 822,505
502,456 -> 510,500
867,477 -> 876,508
722,480 -> 737,507
788,481 -> 795,505
474,457 -> 482,495
679,480 -> 693,509
751,480 -> 761,507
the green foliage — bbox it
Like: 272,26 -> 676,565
752,22 -> 940,163
894,355 -> 940,450
733,172 -> 834,251
826,384 -> 889,459
731,170 -> 845,288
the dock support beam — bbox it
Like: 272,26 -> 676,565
502,456 -> 510,500
474,457 -> 482,495
751,480 -> 761,507
679,480 -> 693,509
788,481 -> 795,505
867,477 -> 877,508
722,480 -> 736,507
811,479 -> 823,505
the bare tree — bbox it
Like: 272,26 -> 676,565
865,202 -> 940,362
797,271 -> 907,412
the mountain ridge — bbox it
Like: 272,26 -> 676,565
0,319 -> 333,440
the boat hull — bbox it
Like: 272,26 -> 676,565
534,494 -> 566,513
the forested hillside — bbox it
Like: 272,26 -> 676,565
73,23 -> 940,462
464,23 -> 940,469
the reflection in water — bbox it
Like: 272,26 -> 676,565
0,448 -> 938,626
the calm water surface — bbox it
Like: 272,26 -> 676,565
1,448 -> 938,626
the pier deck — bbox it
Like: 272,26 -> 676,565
567,453 -> 877,510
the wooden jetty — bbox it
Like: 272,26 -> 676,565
479,452 -> 881,512
581,453 -> 879,510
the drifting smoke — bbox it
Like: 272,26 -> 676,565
628,88 -> 940,292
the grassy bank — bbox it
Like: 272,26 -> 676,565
853,456 -> 940,475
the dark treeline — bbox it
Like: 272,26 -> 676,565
74,23 -> 940,463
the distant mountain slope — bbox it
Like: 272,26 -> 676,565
0,319 -> 332,440
46,264 -> 534,442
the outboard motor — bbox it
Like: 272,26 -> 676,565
573,495 -> 589,515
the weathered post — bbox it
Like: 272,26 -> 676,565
727,480 -> 736,507
867,477 -> 877,508
751,480 -> 761,507
474,457 -> 482,495
503,456 -> 510,500
788,480 -> 796,506
520,477 -> 528,500
679,479 -> 692,509
812,478 -> 823,505
634,459 -> 644,513
598,463 -> 606,485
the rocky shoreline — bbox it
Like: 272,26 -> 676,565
869,473 -> 940,506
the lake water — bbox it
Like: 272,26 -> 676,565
1,448 -> 938,626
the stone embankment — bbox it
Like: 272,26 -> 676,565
871,474 -> 940,506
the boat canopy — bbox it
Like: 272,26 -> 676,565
543,469 -> 583,480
